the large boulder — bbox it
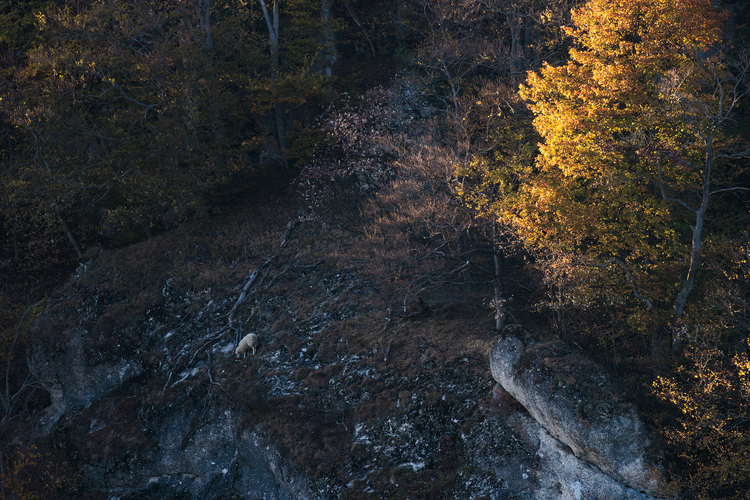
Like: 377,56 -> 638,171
489,330 -> 663,496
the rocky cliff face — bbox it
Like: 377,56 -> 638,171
18,199 -> 670,500
490,327 -> 666,498
22,205 -> 497,498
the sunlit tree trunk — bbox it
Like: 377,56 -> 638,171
493,223 -> 506,331
658,59 -> 750,331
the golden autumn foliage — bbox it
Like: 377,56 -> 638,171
518,0 -> 725,238
453,6 -> 749,494
513,0 -> 742,324
654,340 -> 750,499
502,1 -> 750,495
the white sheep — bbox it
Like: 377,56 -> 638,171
236,333 -> 258,357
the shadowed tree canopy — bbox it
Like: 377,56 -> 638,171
0,0 -> 310,264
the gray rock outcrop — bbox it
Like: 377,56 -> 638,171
489,330 -> 664,496
29,326 -> 143,435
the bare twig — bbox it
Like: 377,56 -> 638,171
294,259 -> 325,269
382,307 -> 392,332
230,235 -> 248,268
344,3 -> 376,58
709,186 -> 750,196
1,299 -> 49,432
262,265 -> 290,291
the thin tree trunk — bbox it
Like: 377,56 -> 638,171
191,0 -> 214,52
321,0 -> 337,78
346,3 -> 376,58
391,0 -> 404,47
259,0 -> 290,167
141,220 -> 156,240
0,453 -> 5,500
673,206 -> 706,324
494,250 -> 505,331
6,132 -> 12,165
493,223 -> 506,331
509,14 -> 521,74
672,150 -> 712,326
57,211 -> 83,258
251,0 -> 256,35
524,15 -> 533,70
190,0 -> 226,167
12,229 -> 18,261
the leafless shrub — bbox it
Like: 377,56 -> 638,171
354,115 -> 489,305
297,78 -> 428,208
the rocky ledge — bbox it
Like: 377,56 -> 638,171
490,326 -> 666,498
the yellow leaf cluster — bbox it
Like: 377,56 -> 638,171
511,0 -> 726,280
655,340 -> 750,437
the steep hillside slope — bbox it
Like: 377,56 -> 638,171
19,194 -> 667,499
6,79 -> 670,500
26,196 -> 508,498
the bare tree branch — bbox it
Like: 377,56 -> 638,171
597,258 -> 654,311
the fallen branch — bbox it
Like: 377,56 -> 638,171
262,265 -> 290,292
294,259 -> 325,269
227,259 -> 275,327
227,215 -> 302,327
383,338 -> 394,363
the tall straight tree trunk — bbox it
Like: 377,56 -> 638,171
509,14 -> 521,75
672,155 -> 711,326
191,0 -> 214,52
12,229 -> 19,261
321,0 -> 337,78
390,0 -> 404,47
5,132 -> 12,166
673,211 -> 705,324
493,223 -> 506,331
259,0 -> 289,167
524,15 -> 533,70
190,0 -> 226,167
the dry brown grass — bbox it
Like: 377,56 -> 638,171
353,124 -> 477,308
